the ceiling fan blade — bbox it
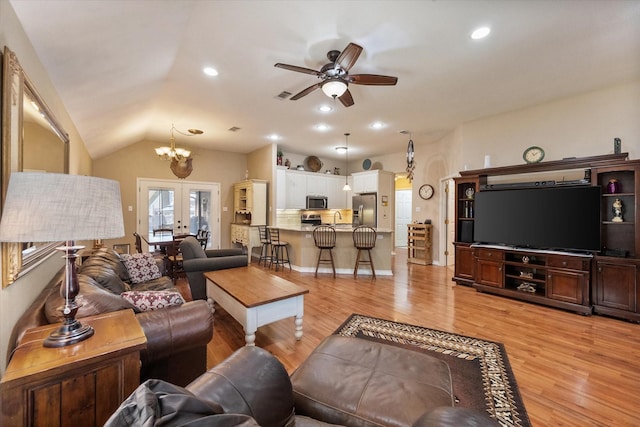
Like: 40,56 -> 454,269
335,43 -> 363,71
349,74 -> 398,85
274,63 -> 323,77
338,89 -> 354,107
290,82 -> 322,100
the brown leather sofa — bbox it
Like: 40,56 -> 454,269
106,336 -> 499,426
7,248 -> 213,387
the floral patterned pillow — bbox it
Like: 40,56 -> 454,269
120,253 -> 162,284
121,290 -> 185,312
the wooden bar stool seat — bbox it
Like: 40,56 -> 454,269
258,225 -> 272,266
313,225 -> 337,278
269,228 -> 291,271
352,225 -> 377,279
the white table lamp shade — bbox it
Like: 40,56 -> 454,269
0,172 -> 124,243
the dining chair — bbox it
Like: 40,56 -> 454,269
165,234 -> 191,283
133,232 -> 143,253
196,229 -> 210,249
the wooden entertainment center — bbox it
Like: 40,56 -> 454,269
453,153 -> 640,322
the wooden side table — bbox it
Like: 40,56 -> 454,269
1,309 -> 147,427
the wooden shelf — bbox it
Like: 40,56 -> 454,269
407,224 -> 432,265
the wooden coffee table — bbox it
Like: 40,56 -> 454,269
204,267 -> 309,346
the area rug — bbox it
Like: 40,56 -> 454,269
335,314 -> 531,427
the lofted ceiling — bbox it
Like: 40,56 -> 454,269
9,0 -> 640,162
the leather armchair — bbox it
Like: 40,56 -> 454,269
179,236 -> 247,300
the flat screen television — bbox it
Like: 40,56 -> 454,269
473,186 -> 601,253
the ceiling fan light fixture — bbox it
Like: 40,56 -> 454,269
322,79 -> 348,98
335,146 -> 347,154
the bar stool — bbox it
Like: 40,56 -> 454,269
258,225 -> 271,266
352,225 -> 377,279
313,225 -> 336,278
269,228 -> 291,271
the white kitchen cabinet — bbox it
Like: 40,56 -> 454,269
285,170 -> 307,209
306,174 -> 328,196
276,168 -> 287,209
278,169 -> 352,210
327,174 -> 349,209
352,171 -> 378,194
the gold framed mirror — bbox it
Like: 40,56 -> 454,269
1,46 -> 70,287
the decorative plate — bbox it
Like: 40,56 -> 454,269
362,158 -> 372,170
305,156 -> 323,172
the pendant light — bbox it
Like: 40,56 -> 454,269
343,133 -> 351,191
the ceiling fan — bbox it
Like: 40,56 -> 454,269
274,42 -> 398,107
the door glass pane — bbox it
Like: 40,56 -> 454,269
148,188 -> 175,236
190,190 -> 211,245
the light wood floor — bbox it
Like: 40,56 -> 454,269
203,251 -> 640,427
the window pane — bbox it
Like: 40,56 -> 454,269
148,188 -> 174,234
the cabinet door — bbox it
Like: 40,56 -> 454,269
454,245 -> 474,280
547,268 -> 586,304
595,261 -> 636,311
306,175 -> 328,196
285,171 -> 306,209
476,259 -> 504,288
276,169 -> 286,209
327,175 -> 347,209
352,172 -> 378,194
352,174 -> 366,194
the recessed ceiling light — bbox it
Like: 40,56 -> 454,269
267,134 -> 281,141
471,27 -> 491,40
318,105 -> 333,113
315,123 -> 330,131
371,121 -> 385,129
203,67 -> 219,76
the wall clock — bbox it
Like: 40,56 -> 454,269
523,146 -> 545,164
419,184 -> 434,200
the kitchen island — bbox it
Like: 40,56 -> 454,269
276,225 -> 393,276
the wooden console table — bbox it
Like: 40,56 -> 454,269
1,309 -> 147,427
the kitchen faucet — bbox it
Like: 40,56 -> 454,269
333,211 -> 342,225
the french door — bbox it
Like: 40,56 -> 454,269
138,178 -> 221,249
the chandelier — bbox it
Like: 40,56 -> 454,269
155,124 -> 203,179
155,124 -> 202,161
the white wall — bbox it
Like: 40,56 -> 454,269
459,81 -> 640,170
367,80 -> 640,264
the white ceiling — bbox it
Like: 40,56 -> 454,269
9,0 -> 640,161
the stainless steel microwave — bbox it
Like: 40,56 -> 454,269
306,196 -> 328,210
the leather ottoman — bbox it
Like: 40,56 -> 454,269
291,335 -> 454,427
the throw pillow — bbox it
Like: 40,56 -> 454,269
121,290 -> 185,312
121,253 -> 162,284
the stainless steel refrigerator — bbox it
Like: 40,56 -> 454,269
352,193 -> 377,227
